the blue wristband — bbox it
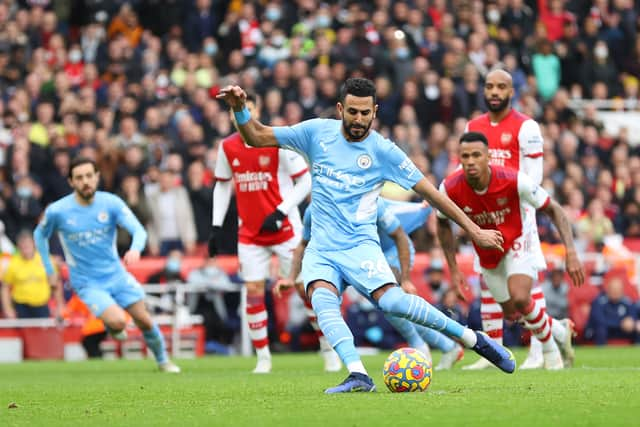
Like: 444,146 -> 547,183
234,107 -> 251,125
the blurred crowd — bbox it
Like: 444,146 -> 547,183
0,0 -> 640,347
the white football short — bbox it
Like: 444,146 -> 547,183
480,233 -> 544,303
238,234 -> 301,282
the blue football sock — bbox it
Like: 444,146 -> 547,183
143,324 -> 168,364
413,324 -> 456,352
311,288 -> 360,367
378,286 -> 465,340
383,314 -> 425,349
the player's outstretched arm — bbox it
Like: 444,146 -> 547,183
216,85 -> 278,147
436,217 -> 468,301
388,226 -> 415,294
413,178 -> 504,251
540,199 -> 585,287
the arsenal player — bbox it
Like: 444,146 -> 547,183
437,132 -> 583,369
464,69 -> 564,370
209,94 -> 339,373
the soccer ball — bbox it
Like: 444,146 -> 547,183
383,347 -> 433,392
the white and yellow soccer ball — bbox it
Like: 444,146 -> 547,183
383,347 -> 433,392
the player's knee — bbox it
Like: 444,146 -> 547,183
512,295 -> 531,312
245,280 -> 265,296
106,317 -> 127,332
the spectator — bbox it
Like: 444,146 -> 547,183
437,289 -> 466,325
63,294 -> 108,359
117,174 -> 151,256
424,258 -> 448,303
1,230 -> 63,319
577,198 -> 615,249
585,277 -> 638,345
186,257 -> 241,353
532,39 -> 561,101
541,263 -> 570,320
148,249 -> 187,285
146,167 -> 196,256
185,160 -> 213,246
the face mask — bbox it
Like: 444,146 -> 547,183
271,35 -> 285,47
166,258 -> 181,273
595,46 -> 608,59
204,43 -> 218,56
69,50 -> 82,63
156,74 -> 169,88
316,15 -> 331,28
396,47 -> 410,59
265,7 -> 281,21
425,85 -> 440,100
487,9 -> 501,23
16,186 -> 32,198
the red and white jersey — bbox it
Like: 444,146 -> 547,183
215,133 -> 308,246
438,165 -> 550,269
466,110 -> 544,185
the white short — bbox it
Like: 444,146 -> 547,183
480,240 -> 541,303
238,234 -> 301,282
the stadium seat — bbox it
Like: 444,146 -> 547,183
21,327 -> 64,360
567,282 -> 600,341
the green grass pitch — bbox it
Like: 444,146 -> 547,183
1,346 -> 639,427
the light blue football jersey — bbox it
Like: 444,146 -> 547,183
302,198 -> 431,253
376,198 -> 431,253
274,119 -> 423,252
34,192 -> 147,286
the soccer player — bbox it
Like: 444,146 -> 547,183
217,78 -> 514,393
275,198 -> 464,369
34,157 -> 180,373
209,94 -> 340,373
463,68 -> 566,369
437,132 -> 584,369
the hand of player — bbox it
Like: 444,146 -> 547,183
47,272 -> 59,289
471,228 -> 504,251
208,226 -> 222,257
216,85 -> 247,110
260,209 -> 286,233
565,251 -> 584,287
400,279 -> 418,295
4,306 -> 16,319
273,278 -> 295,298
123,249 -> 141,265
450,269 -> 469,302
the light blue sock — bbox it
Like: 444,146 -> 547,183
378,286 -> 465,339
384,314 -> 425,349
413,324 -> 456,352
143,324 -> 168,364
311,288 -> 360,366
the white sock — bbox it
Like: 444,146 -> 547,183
461,328 -> 478,348
529,335 -> 543,357
256,346 -> 271,360
346,361 -> 368,375
550,318 -> 567,343
318,335 -> 332,353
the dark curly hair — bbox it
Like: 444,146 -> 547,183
339,77 -> 377,104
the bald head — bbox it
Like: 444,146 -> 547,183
486,69 -> 513,87
484,69 -> 514,114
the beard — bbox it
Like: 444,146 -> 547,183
77,186 -> 97,201
484,95 -> 510,113
342,119 -> 372,141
